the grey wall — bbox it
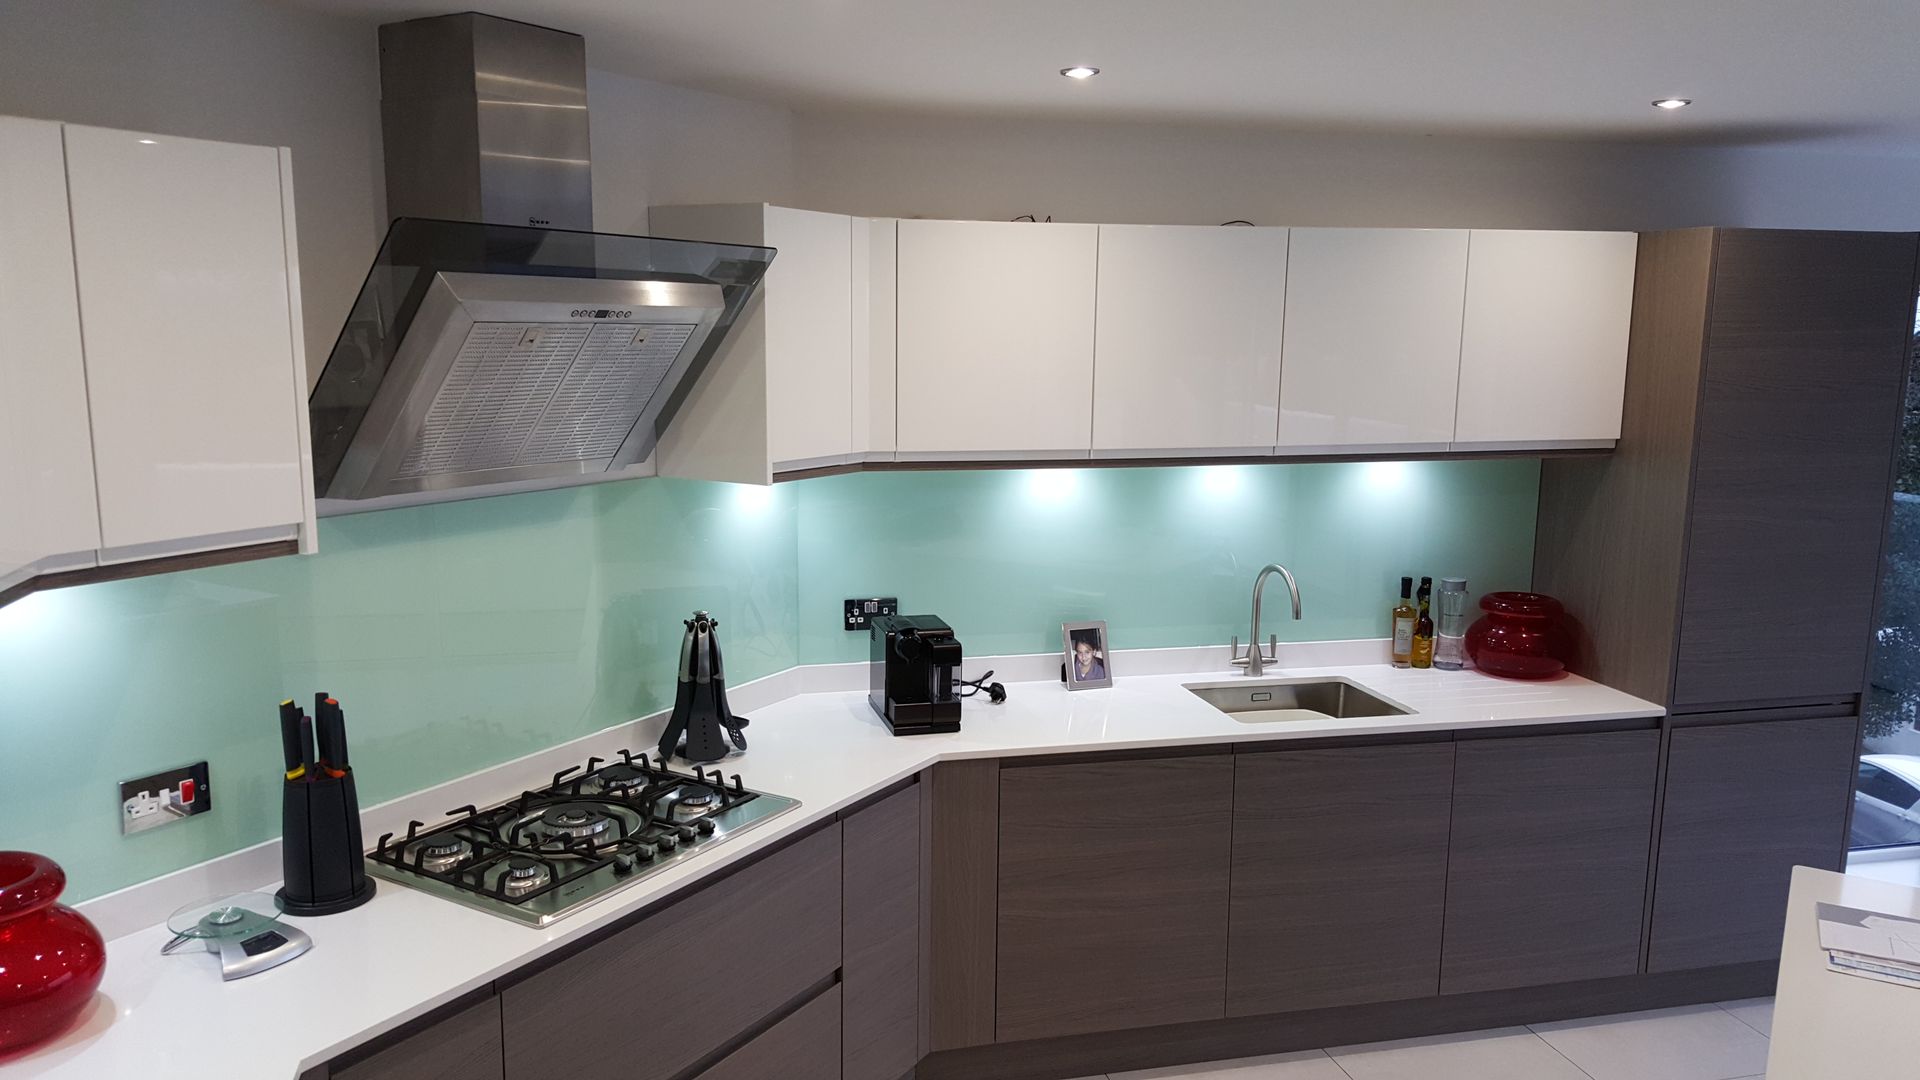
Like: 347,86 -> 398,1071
791,111 -> 1920,231
0,0 -> 385,374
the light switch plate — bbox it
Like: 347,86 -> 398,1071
120,761 -> 211,835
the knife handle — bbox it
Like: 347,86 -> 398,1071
328,698 -> 351,769
318,699 -> 349,774
278,699 -> 302,774
296,714 -> 316,779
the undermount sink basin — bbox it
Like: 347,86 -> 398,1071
1186,678 -> 1411,723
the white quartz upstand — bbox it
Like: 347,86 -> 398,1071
3,663 -> 1661,1080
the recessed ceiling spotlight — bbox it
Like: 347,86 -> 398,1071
1652,98 -> 1692,110
1060,66 -> 1101,80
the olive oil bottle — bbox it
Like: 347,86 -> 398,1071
1411,576 -> 1436,669
1391,576 -> 1417,668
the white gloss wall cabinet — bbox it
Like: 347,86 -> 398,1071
651,204 -> 888,481
0,117 -> 102,593
1092,225 -> 1288,455
895,220 -> 1099,457
1278,228 -> 1470,451
854,217 -> 898,458
1453,230 -> 1639,448
62,124 -> 313,560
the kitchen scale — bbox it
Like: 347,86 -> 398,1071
160,891 -> 312,980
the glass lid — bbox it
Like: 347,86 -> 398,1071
166,892 -> 287,940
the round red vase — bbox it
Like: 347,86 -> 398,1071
1465,591 -> 1572,680
0,852 -> 105,1053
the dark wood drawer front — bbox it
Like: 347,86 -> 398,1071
501,825 -> 843,1080
843,784 -> 921,1080
1649,716 -> 1857,971
333,994 -> 503,1080
1675,230 -> 1918,707
1442,730 -> 1659,994
1228,743 -> 1455,1015
995,755 -> 1233,1042
697,985 -> 841,1080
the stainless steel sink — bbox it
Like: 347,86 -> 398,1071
1186,679 -> 1411,723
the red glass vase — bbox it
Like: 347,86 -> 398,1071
1465,591 -> 1572,680
0,852 -> 105,1053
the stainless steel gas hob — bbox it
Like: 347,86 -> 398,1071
365,750 -> 798,926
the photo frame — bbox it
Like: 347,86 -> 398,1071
1062,620 -> 1113,690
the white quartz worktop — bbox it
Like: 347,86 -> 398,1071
2,660 -> 1661,1079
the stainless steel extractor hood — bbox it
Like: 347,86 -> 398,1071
308,13 -> 773,512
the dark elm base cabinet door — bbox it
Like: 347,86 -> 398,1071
500,824 -> 842,1080
1227,743 -> 1455,1015
1649,716 -> 1858,972
696,985 -> 842,1080
995,755 -> 1234,1042
1675,230 -> 1919,708
842,784 -> 921,1080
1441,730 -> 1660,995
331,995 -> 503,1080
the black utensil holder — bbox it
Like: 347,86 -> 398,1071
277,771 -> 375,916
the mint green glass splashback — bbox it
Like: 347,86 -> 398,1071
0,478 -> 797,903
0,459 -> 1536,903
795,460 -> 1540,664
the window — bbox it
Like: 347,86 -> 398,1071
1854,305 -> 1920,849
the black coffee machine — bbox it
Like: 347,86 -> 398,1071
870,614 -> 963,735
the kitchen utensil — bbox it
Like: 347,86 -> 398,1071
161,891 -> 310,981
658,612 -> 750,763
0,852 -> 105,1052
277,695 -> 375,916
278,698 -> 303,778
1465,591 -> 1573,679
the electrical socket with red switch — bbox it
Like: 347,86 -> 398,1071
119,761 -> 211,836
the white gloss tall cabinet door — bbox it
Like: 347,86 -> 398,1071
1453,230 -> 1638,449
1278,228 -> 1469,452
0,117 -> 101,590
62,124 -> 307,555
895,220 -> 1099,456
1092,225 -> 1288,455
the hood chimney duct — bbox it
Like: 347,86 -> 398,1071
378,13 -> 594,230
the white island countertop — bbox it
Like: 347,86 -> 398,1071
3,660 -> 1661,1080
1766,865 -> 1920,1080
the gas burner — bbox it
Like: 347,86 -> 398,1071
417,836 -> 473,873
541,804 -> 615,838
509,799 -> 640,854
593,763 -> 651,796
500,857 -> 551,897
658,783 -> 722,820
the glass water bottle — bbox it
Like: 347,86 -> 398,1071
1434,577 -> 1469,671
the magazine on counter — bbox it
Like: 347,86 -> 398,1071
1817,902 -> 1920,989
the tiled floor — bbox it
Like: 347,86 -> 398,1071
1059,997 -> 1775,1080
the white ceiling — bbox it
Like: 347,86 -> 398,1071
286,0 -> 1920,149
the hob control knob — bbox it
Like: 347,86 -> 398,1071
612,853 -> 636,875
657,834 -> 679,852
695,819 -> 716,836
633,843 -> 657,860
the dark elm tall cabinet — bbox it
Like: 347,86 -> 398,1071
1536,227 -> 1920,973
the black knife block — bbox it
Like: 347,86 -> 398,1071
277,770 -> 375,916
